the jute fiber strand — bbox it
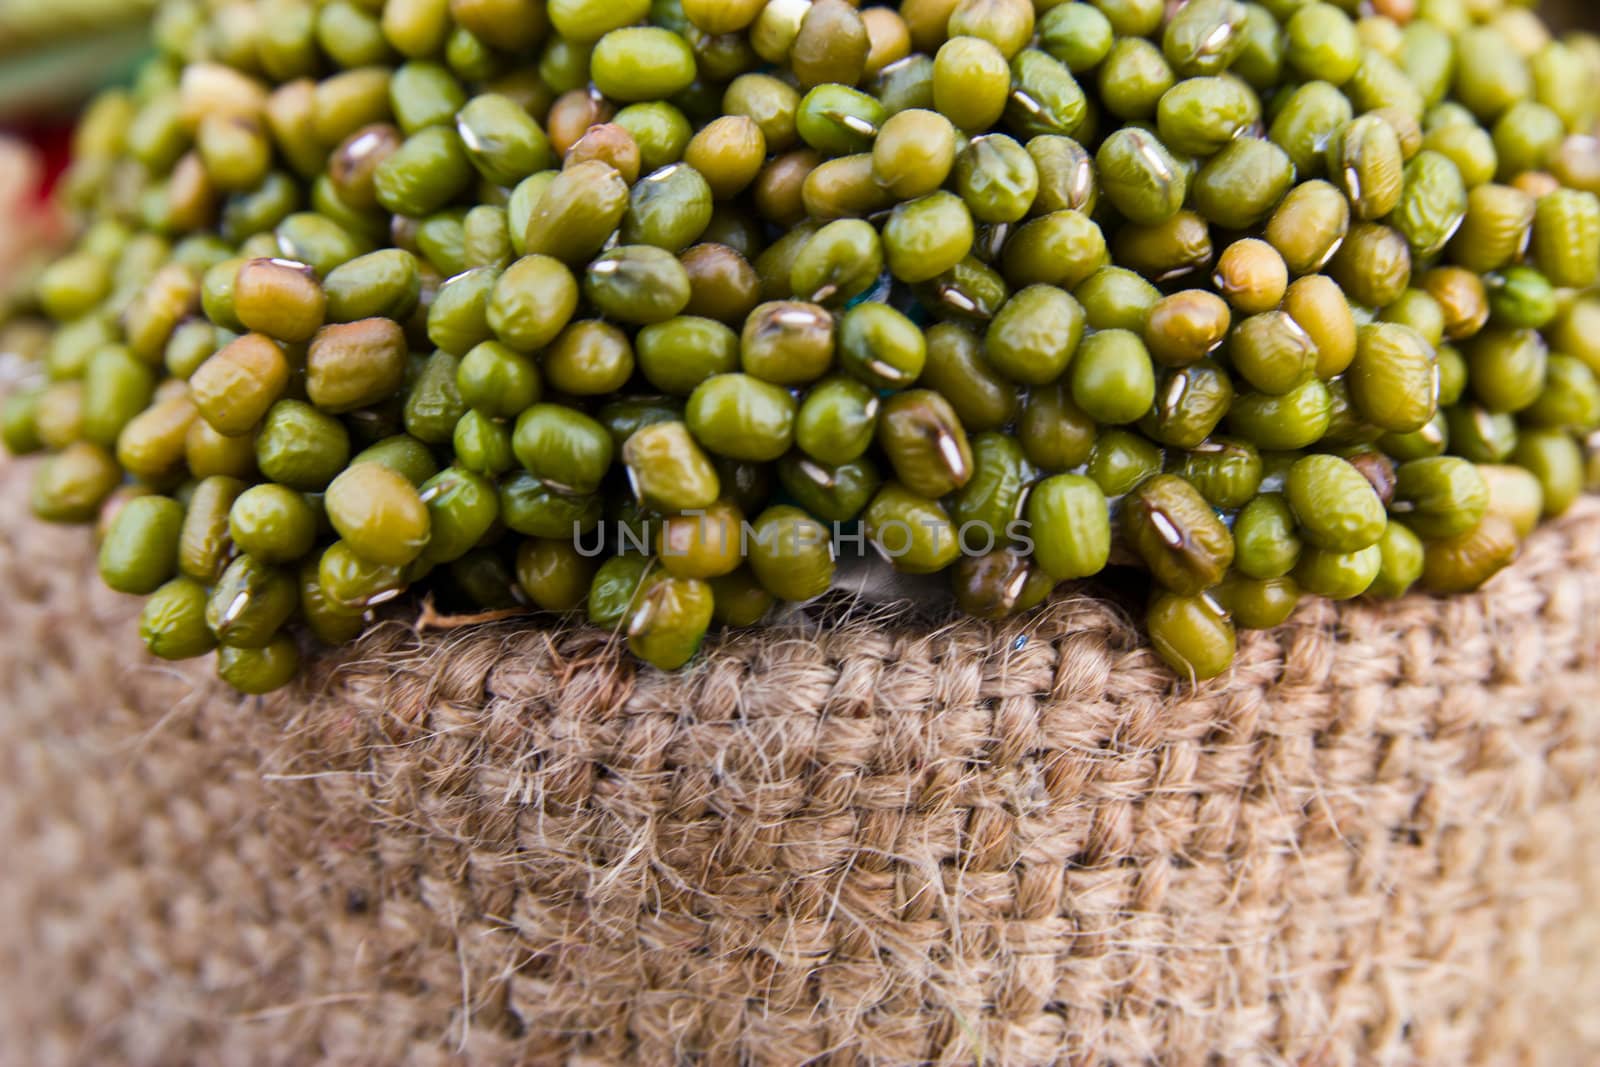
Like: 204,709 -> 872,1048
3,455 -> 1600,1066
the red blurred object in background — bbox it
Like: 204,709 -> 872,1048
2,120 -> 73,201
15,123 -> 72,201
1,120 -> 73,309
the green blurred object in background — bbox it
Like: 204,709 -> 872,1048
0,0 -> 153,122
0,0 -> 153,53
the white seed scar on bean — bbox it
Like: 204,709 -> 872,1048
222,590 -> 251,626
937,430 -> 970,481
1151,509 -> 1184,548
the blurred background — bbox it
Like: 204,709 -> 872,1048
0,0 -> 152,316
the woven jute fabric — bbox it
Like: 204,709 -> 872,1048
3,454 -> 1600,1066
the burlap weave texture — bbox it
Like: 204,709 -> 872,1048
2,454 -> 1599,1066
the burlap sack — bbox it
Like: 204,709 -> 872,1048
2,450 -> 1599,1066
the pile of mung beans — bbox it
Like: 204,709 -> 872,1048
3,0 -> 1600,691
